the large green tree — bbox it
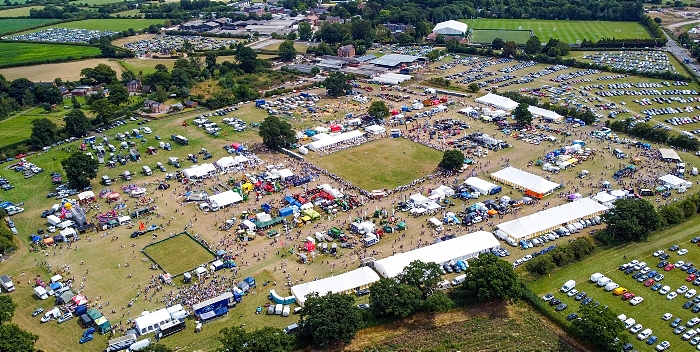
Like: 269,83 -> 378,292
367,100 -> 390,119
64,109 -> 92,138
8,78 -> 33,103
0,295 -> 16,325
107,83 -> 129,106
491,37 -> 505,50
258,115 -> 295,150
278,40 -> 297,62
571,304 -> 628,352
369,278 -> 422,318
596,198 -> 661,245
0,324 -> 38,352
439,149 -> 464,171
29,118 -> 58,148
138,344 -> 173,352
236,45 -> 259,74
61,152 -> 99,189
323,72 -> 352,98
502,40 -> 518,57
89,98 -> 115,124
298,293 -> 363,349
397,260 -> 443,297
34,85 -> 62,105
513,102 -> 533,126
459,253 -> 522,303
80,64 -> 118,85
298,22 -> 312,41
218,326 -> 293,352
524,35 -> 542,55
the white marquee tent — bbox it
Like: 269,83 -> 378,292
365,125 -> 386,135
432,20 -> 468,35
291,267 -> 380,306
134,308 -> 172,335
215,156 -> 237,169
373,231 -> 500,278
659,148 -> 682,162
475,93 -> 518,111
495,198 -> 608,242
306,130 -> 364,151
659,174 -> 692,189
465,177 -> 500,195
528,106 -> 562,121
182,163 -> 216,178
491,167 -> 560,195
592,191 -> 616,207
208,190 -> 243,208
409,193 -> 431,205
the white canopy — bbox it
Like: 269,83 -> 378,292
77,191 -> 95,201
234,155 -> 249,163
433,20 -> 468,35
215,156 -> 237,169
209,190 -> 243,208
183,163 -> 216,178
491,167 -> 559,195
256,212 -> 272,222
659,148 -> 682,161
134,308 -> 172,335
306,130 -> 364,151
373,231 -> 499,278
659,174 -> 692,189
409,193 -> 431,205
475,93 -> 518,111
241,219 -> 256,230
431,185 -> 454,197
528,106 -> 562,121
60,228 -> 76,238
496,198 -> 608,241
465,177 -> 499,195
593,191 -> 616,205
365,125 -> 386,135
291,267 -> 380,306
321,184 -> 343,198
277,168 -> 294,180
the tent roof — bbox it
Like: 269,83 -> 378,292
134,308 -> 171,332
465,177 -> 499,192
215,156 -> 237,168
306,130 -> 364,151
365,125 -> 386,134
475,93 -> 518,111
528,106 -> 562,120
491,167 -> 559,194
409,193 -> 431,205
659,174 -> 691,186
593,191 -> 616,204
192,292 -> 233,311
209,190 -> 243,207
183,163 -> 216,178
496,198 -> 608,240
373,231 -> 499,278
433,20 -> 468,35
291,267 -> 380,306
659,148 -> 682,161
78,190 -> 95,200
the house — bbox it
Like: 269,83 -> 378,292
337,45 -> 355,58
243,5 -> 265,16
72,85 -> 93,96
141,85 -> 152,94
144,100 -> 169,113
126,80 -> 142,93
385,23 -> 413,34
325,16 -> 343,24
58,85 -> 71,96
304,13 -> 319,26
269,6 -> 285,14
185,101 -> 198,108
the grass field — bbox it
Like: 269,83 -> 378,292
0,58 -> 122,82
111,9 -> 142,17
0,42 -> 101,68
462,19 -> 651,44
262,41 -> 316,53
118,58 -> 175,75
0,5 -> 46,17
311,138 -> 443,191
0,97 -> 88,145
0,18 -> 59,34
76,0 -> 138,5
21,18 -> 164,33
143,234 -> 215,275
470,29 -> 533,44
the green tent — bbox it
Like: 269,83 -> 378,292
87,308 -> 102,321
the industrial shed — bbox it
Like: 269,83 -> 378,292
369,54 -> 424,68
291,267 -> 380,306
490,167 -> 560,198
373,231 -> 500,278
495,198 -> 608,242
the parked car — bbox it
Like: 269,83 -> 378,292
655,340 -> 670,351
662,313 -> 673,320
555,303 -> 568,311
671,317 -> 682,327
630,297 -> 644,305
646,335 -> 658,345
32,308 -> 43,317
542,293 -> 554,302
668,292 -> 678,300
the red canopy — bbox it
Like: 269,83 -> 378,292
304,242 -> 315,252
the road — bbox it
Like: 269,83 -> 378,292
247,38 -> 282,50
662,31 -> 700,75
665,18 -> 700,31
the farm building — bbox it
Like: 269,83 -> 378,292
290,267 -> 380,306
475,93 -> 518,111
464,177 -> 501,195
659,174 -> 692,189
495,198 -> 608,242
373,231 -> 500,279
490,166 -> 560,198
432,20 -> 468,36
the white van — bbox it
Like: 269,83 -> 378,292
451,274 -> 467,286
597,277 -> 612,287
118,216 -> 131,226
282,305 -> 290,317
566,224 -> 578,233
561,279 -> 576,292
590,273 -> 603,282
623,318 -> 636,329
605,282 -> 619,291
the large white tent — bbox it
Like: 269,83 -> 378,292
365,125 -> 386,135
495,198 -> 608,242
215,156 -> 237,169
134,308 -> 172,335
182,163 -> 216,178
208,190 -> 243,208
491,167 -> 560,196
291,267 -> 380,306
465,177 -> 500,195
659,148 -> 682,162
592,191 -> 616,207
659,174 -> 692,189
528,106 -> 562,121
475,93 -> 518,111
306,130 -> 364,151
373,231 -> 500,278
432,20 -> 468,36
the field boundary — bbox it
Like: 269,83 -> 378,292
141,231 -> 217,277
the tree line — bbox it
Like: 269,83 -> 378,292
607,119 -> 700,151
499,90 -> 598,125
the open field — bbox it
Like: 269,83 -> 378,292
0,97 -> 89,145
461,19 -> 651,44
0,6 -> 47,17
78,0 -> 136,5
262,40 -> 316,53
0,42 -> 101,67
143,234 -> 215,275
111,9 -> 142,17
118,58 -> 175,75
312,138 -> 444,191
0,18 -> 58,34
19,18 -> 165,34
0,58 -> 122,81
470,29 -> 533,44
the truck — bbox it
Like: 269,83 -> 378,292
102,175 -> 112,186
542,163 -> 560,173
363,233 -> 379,247
122,171 -> 132,181
0,275 -> 14,292
106,333 -> 137,352
451,274 -> 467,286
171,134 -> 188,146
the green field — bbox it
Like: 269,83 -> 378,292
76,0 -> 137,5
118,58 -> 176,75
0,18 -> 59,34
470,29 -> 533,44
0,42 -> 101,67
462,19 -> 651,44
0,5 -> 47,17
143,234 -> 215,275
312,137 -> 443,191
22,18 -> 164,33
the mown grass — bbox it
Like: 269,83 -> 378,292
143,234 -> 215,275
19,18 -> 164,33
0,42 -> 101,67
0,6 -> 48,18
0,97 -> 90,146
118,58 -> 175,76
0,18 -> 59,33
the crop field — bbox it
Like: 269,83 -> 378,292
312,138 -> 443,191
470,29 -> 533,44
0,18 -> 59,34
143,234 -> 215,275
0,42 -> 101,67
461,19 -> 651,44
0,58 -> 122,82
21,18 -> 164,33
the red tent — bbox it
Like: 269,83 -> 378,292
390,110 -> 399,116
330,124 -> 342,132
304,242 -> 315,252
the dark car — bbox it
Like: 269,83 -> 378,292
549,298 -> 562,306
574,292 -> 587,301
694,278 -> 700,286
622,343 -> 634,352
671,317 -> 682,328
555,303 -> 568,311
671,245 -> 680,251
658,261 -> 668,268
637,274 -> 649,282
684,301 -> 694,309
693,236 -> 700,243
566,313 -> 578,321
660,253 -> 670,260
41,210 -> 49,218
130,231 -> 145,238
581,297 -> 593,306
157,183 -> 170,190
693,305 -> 700,313
632,272 -> 643,279
356,289 -> 370,296
443,263 -> 453,273
652,283 -> 663,291
626,267 -> 636,274
646,335 -> 658,345
690,267 -> 699,275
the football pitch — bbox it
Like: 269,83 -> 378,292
462,19 -> 650,44
470,29 -> 533,44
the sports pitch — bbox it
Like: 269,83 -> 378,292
143,233 -> 215,275
462,19 -> 651,44
470,29 -> 533,44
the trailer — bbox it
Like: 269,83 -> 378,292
0,275 -> 14,292
106,333 -> 137,352
171,135 -> 189,146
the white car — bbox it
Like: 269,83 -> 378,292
641,267 -> 651,274
680,249 -> 689,256
678,285 -> 689,294
630,323 -> 643,333
634,262 -> 647,270
660,286 -> 671,295
684,329 -> 698,341
677,260 -> 686,267
630,259 -> 640,265
567,289 -> 579,297
668,292 -> 678,300
638,328 -> 653,340
654,250 -> 665,257
630,296 -> 644,305
687,289 -> 698,299
656,340 -> 670,351
663,312 -> 673,320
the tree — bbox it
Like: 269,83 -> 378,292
218,326 -> 293,352
80,64 -> 118,85
107,83 -> 129,106
29,118 -> 57,148
0,295 -> 17,325
89,98 -> 115,124
258,115 -> 295,150
205,52 -> 218,70
8,78 -> 33,103
571,304 -> 627,352
61,152 -> 99,189
298,293 -> 363,348
154,85 -> 168,103
491,37 -> 505,50
0,324 -> 38,352
121,70 -> 137,85
323,72 -> 352,98
439,149 -> 464,171
298,21 -> 312,40
596,198 -> 661,245
71,95 -> 81,108
236,46 -> 259,73
139,344 -> 174,352
654,17 -> 662,24
369,278 -> 422,318
524,254 -> 556,276
502,40 -> 517,57
459,253 -> 522,303
467,83 -> 480,93
397,260 -> 443,297
34,85 -> 62,105
423,290 -> 453,313
64,109 -> 92,138
278,40 -> 297,61
367,101 -> 390,119
513,102 -> 533,126
524,35 -> 542,55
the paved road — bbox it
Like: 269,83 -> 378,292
662,31 -> 700,75
665,18 -> 700,31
